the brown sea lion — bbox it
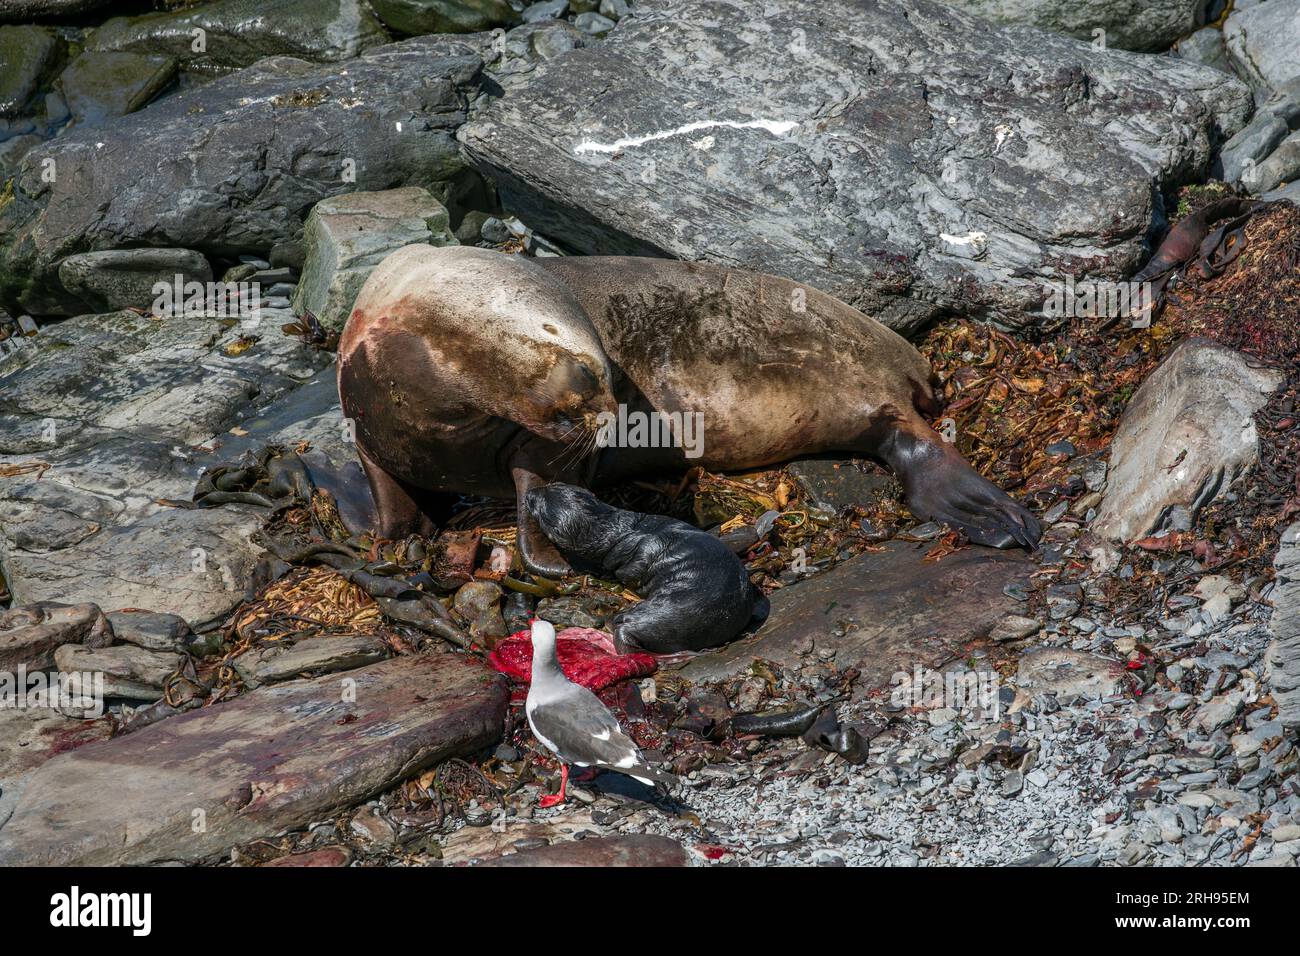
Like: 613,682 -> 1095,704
337,245 -> 1039,576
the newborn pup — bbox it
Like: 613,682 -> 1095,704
524,483 -> 759,654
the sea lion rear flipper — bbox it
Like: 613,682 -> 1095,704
882,414 -> 1040,550
510,462 -> 574,579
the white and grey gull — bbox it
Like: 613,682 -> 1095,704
525,619 -> 679,807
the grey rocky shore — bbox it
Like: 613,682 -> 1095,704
1,0 -> 1298,868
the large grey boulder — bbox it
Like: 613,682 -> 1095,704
1224,0 -> 1300,93
1241,130 -> 1300,196
1219,111 -> 1291,185
1174,26 -> 1234,75
459,0 -> 1251,334
0,308 -> 330,624
0,34 -> 486,317
939,0 -> 1208,53
292,187 -> 457,332
0,653 -> 508,865
1267,523 -> 1300,732
85,0 -> 390,76
57,248 -> 211,313
1093,339 -> 1282,544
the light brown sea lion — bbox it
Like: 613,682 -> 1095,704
337,245 -> 1040,576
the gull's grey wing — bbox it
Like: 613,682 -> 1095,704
528,681 -> 642,770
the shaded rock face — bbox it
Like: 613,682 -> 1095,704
0,0 -> 112,21
459,0 -> 1250,335
0,24 -> 61,118
1092,339 -> 1282,544
371,0 -> 518,35
1223,0 -> 1300,93
0,653 -> 509,865
1174,25 -> 1233,74
938,0 -> 1209,53
292,187 -> 457,332
57,50 -> 177,127
1267,523 -> 1300,732
680,539 -> 1033,686
0,601 -> 112,670
85,0 -> 390,76
0,34 -> 486,317
0,309 -> 330,624
57,248 -> 211,312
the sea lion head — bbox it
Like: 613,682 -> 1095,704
515,346 -> 617,449
524,483 -> 620,552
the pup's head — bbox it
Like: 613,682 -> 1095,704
524,483 -> 616,552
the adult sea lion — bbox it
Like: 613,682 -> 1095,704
337,245 -> 1040,577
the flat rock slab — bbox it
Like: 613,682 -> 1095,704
0,601 -> 112,670
0,707 -> 114,829
1015,647 -> 1124,699
460,0 -> 1249,334
0,309 -> 330,624
475,834 -> 689,867
0,652 -> 508,865
1093,338 -> 1282,543
233,633 -> 391,686
679,540 -> 1032,687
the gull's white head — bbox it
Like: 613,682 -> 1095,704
530,618 -> 558,658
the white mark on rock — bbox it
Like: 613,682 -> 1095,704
940,230 -> 988,246
939,230 -> 990,261
994,124 -> 1014,153
691,135 -> 716,151
574,119 -> 798,155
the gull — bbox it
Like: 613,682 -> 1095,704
525,619 -> 678,807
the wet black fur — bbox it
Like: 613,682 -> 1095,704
524,483 -> 759,653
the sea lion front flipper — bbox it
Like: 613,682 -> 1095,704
510,462 -> 574,579
357,445 -> 437,539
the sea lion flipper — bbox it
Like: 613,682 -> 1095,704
882,415 -> 1040,550
358,446 -> 437,539
511,462 -> 574,579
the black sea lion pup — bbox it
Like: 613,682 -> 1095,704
525,483 -> 758,654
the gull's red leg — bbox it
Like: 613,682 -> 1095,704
539,764 -> 568,808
